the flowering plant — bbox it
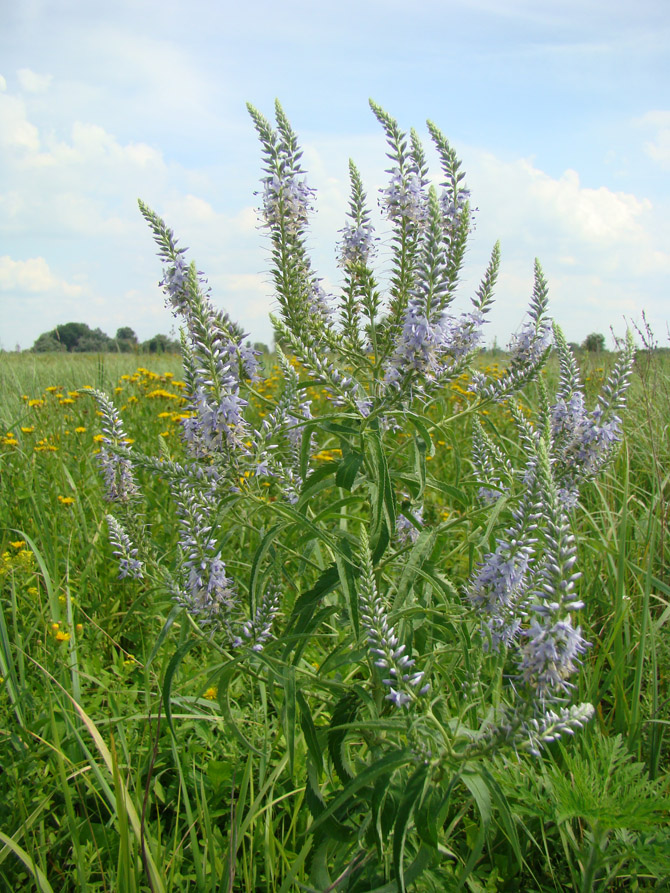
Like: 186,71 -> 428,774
90,100 -> 633,888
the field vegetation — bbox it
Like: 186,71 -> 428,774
1,344 -> 668,891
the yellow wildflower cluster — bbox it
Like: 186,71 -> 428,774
49,622 -> 71,643
313,448 -> 343,462
0,542 -> 35,578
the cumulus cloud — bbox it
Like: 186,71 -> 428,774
17,68 -> 53,93
636,110 -> 670,169
0,255 -> 83,295
0,92 -> 40,152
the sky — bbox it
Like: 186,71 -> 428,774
1,0 -> 668,352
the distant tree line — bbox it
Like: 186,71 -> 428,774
30,322 -> 180,354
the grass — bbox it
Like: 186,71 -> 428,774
0,347 -> 669,891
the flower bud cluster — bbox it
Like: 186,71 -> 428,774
358,533 -> 428,708
90,390 -> 140,504
234,587 -> 281,652
106,515 -> 144,580
174,486 -> 237,627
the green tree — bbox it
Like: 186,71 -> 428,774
32,332 -> 67,352
582,332 -> 606,352
74,327 -> 114,352
115,326 -> 139,353
140,333 -> 180,353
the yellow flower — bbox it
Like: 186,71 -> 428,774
28,587 -> 38,595
93,434 -> 105,442
75,427 -> 86,433
10,541 -> 26,549
55,630 -> 71,642
203,686 -> 218,700
28,399 -> 44,408
58,496 -> 75,506
45,386 -> 60,393
21,427 -> 35,434
59,398 -> 75,405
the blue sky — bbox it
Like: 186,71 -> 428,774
1,0 -> 668,351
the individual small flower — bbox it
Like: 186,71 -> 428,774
203,686 -> 218,700
58,495 -> 75,506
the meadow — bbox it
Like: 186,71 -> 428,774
0,343 -> 668,892
1,101 -> 670,891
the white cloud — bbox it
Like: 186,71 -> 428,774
636,110 -> 670,169
466,150 -> 668,274
0,93 -> 40,151
0,75 -> 6,92
17,68 -> 53,93
0,255 -> 83,295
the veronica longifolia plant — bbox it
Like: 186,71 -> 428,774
91,100 -> 634,886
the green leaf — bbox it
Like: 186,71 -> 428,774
393,764 -> 430,892
328,689 -> 361,783
283,664 -> 297,778
309,750 -> 413,835
297,690 -> 324,775
162,639 -> 198,736
145,603 -> 182,670
304,760 -> 353,842
334,535 -> 359,636
248,523 -> 283,610
395,528 -> 439,609
336,450 -> 364,490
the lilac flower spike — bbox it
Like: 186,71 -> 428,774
358,530 -> 428,708
106,515 -> 143,580
381,170 -> 426,226
89,390 -> 140,504
174,486 -> 237,627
